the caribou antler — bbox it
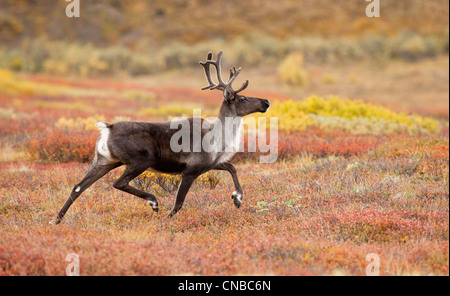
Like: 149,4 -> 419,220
199,50 -> 249,94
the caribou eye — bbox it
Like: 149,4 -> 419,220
240,96 -> 248,102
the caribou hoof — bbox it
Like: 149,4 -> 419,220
50,217 -> 62,225
147,200 -> 159,213
232,191 -> 242,208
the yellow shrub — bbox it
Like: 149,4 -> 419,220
43,59 -> 69,76
0,68 -> 112,98
121,90 -> 157,102
322,74 -> 337,84
56,115 -> 106,131
56,115 -> 130,131
0,107 -> 34,120
0,68 -> 13,80
133,171 -> 220,195
0,68 -> 62,96
256,95 -> 440,135
278,53 -> 309,87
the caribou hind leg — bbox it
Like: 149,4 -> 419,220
53,155 -> 121,224
112,162 -> 159,213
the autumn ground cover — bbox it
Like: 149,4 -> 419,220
0,56 -> 448,275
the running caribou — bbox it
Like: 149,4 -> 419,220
53,51 -> 270,224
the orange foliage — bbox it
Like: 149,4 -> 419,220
234,130 -> 385,163
27,129 -> 97,163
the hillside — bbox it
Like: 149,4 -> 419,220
1,0 -> 449,47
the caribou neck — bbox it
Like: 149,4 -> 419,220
215,101 -> 243,151
217,101 -> 240,124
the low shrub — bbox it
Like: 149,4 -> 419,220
255,95 -> 440,134
278,52 -> 309,87
1,32 -> 447,78
234,130 -> 384,162
27,128 -> 97,163
133,170 -> 221,195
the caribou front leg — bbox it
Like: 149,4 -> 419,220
213,162 -> 243,208
167,173 -> 197,218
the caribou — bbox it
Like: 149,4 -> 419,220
53,50 -> 270,224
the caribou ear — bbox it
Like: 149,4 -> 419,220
223,88 -> 234,102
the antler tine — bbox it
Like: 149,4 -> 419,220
226,66 -> 248,94
200,51 -> 227,91
228,67 -> 238,82
214,50 -> 225,87
234,80 -> 249,94
200,52 -> 219,90
226,66 -> 241,84
228,68 -> 233,81
200,63 -> 215,90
